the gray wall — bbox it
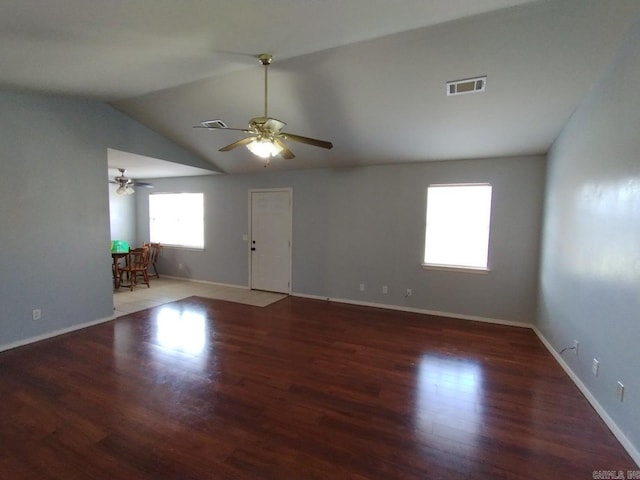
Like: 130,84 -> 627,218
108,183 -> 137,246
538,20 -> 640,452
137,155 -> 546,324
0,91 -> 210,348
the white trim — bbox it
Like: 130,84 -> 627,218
0,315 -> 115,353
424,183 -> 493,271
428,182 -> 492,188
159,245 -> 205,252
532,327 -> 640,467
148,192 -> 205,250
289,291 -> 639,466
421,264 -> 491,274
290,292 -> 331,302
248,188 -> 293,295
2,288 -> 637,465
161,275 -> 249,290
290,292 -> 530,328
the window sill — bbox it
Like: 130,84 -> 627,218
421,264 -> 490,274
160,245 -> 205,252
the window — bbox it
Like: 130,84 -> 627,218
149,193 -> 204,249
423,184 -> 492,271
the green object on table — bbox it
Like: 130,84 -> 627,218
111,240 -> 130,253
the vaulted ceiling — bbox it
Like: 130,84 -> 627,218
2,0 -> 639,175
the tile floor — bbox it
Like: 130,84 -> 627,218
113,277 -> 287,317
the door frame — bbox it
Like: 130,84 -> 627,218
248,187 -> 293,294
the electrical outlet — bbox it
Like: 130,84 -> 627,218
617,381 -> 624,402
359,283 -> 365,292
382,286 -> 388,294
32,309 -> 42,321
592,358 -> 599,376
405,288 -> 412,297
573,340 -> 579,356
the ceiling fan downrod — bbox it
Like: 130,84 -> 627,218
195,52 -> 332,160
258,53 -> 272,118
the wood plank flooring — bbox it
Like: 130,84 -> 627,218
0,296 -> 636,479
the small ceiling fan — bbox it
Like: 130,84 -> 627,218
195,53 -> 333,163
109,168 -> 153,195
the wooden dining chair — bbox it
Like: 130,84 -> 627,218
143,242 -> 162,279
111,251 -> 129,289
118,247 -> 150,291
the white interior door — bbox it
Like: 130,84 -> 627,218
250,189 -> 292,293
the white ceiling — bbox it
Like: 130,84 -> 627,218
107,149 -> 217,180
0,0 -> 537,99
2,0 -> 640,176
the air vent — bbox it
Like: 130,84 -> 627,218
200,119 -> 228,129
446,76 -> 487,96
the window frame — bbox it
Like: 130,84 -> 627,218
149,192 -> 205,250
422,183 -> 493,273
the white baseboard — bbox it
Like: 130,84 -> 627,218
161,275 -> 249,290
0,314 -> 115,353
290,292 -> 531,328
291,291 -> 639,466
532,327 -> 640,467
3,287 -> 636,466
290,292 -> 329,301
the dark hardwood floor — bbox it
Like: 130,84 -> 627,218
0,296 -> 635,479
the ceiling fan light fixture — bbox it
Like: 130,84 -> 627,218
246,138 -> 283,159
116,183 -> 135,195
196,54 -> 332,162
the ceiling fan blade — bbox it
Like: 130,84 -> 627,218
132,181 -> 154,188
193,125 -> 250,132
219,136 -> 256,152
281,132 -> 333,150
273,138 -> 295,159
195,56 -> 332,164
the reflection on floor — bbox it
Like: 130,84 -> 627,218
113,277 -> 286,317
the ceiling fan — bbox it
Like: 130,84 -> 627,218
195,53 -> 333,164
109,168 -> 153,195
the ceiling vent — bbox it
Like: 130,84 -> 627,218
446,76 -> 486,96
200,119 -> 228,129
